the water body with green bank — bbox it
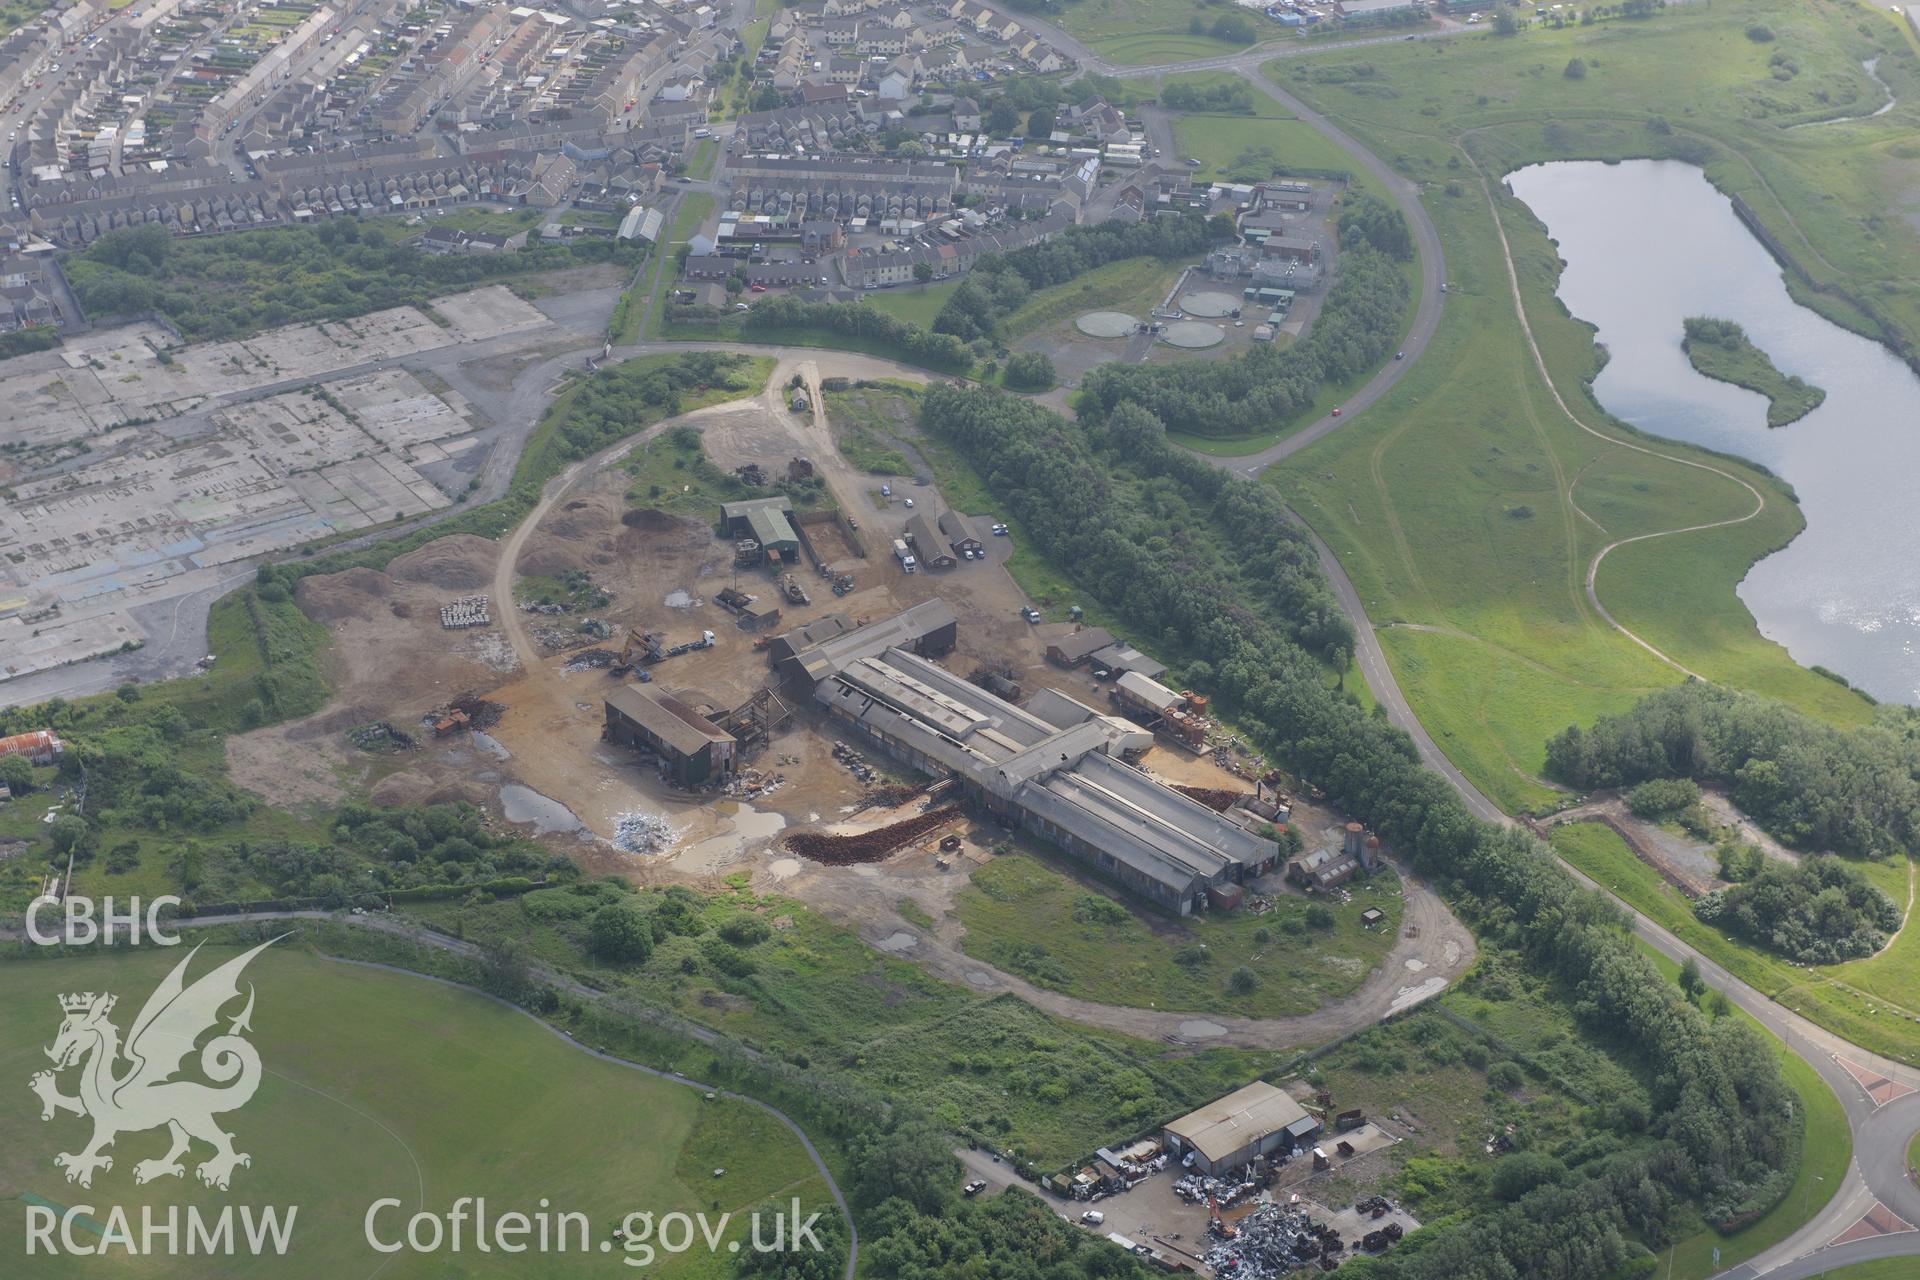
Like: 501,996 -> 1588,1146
1508,158 -> 1920,706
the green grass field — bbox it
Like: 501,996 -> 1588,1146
1052,0 -> 1259,54
1093,32 -> 1247,63
952,847 -> 1402,1017
1172,114 -> 1362,184
1551,823 -> 1920,1067
861,281 -> 959,328
0,945 -> 829,1278
1263,8 -> 1884,812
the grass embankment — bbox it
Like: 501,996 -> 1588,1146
1551,823 -> 1920,1067
862,281 -> 960,328
1004,255 -> 1186,340
0,945 -> 824,1277
1682,316 -> 1827,427
952,847 -> 1402,1017
1266,7 -> 1881,813
402,880 -> 1276,1168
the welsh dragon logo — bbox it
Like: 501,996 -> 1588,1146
29,938 -> 280,1191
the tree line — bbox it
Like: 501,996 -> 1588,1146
918,383 -> 1801,1273
65,220 -> 642,343
1076,237 -> 1411,439
1545,680 -> 1920,858
745,294 -> 973,372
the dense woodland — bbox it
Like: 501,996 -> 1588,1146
745,294 -> 973,370
1076,197 -> 1412,439
65,221 -> 640,342
933,212 -> 1223,343
1545,681 -> 1920,857
918,382 -> 1799,1275
1694,856 -> 1901,963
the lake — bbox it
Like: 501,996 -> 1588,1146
1507,158 -> 1920,706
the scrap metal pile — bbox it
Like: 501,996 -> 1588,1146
423,692 -> 505,737
832,741 -> 882,784
1173,785 -> 1251,813
565,647 -> 621,671
1174,1174 -> 1259,1209
347,722 -> 415,753
720,768 -> 787,801
782,806 -> 960,866
613,811 -> 677,854
1204,1204 -> 1343,1279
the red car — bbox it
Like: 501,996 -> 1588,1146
749,284 -> 767,293
1331,407 -> 1343,417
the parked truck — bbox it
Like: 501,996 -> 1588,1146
892,538 -> 917,573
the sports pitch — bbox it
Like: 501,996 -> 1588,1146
0,944 -> 831,1278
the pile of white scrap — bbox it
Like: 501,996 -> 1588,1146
614,810 -> 677,853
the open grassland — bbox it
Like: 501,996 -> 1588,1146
0,945 -> 826,1279
1551,823 -> 1920,1067
1266,11 -> 1882,811
407,880 -> 1273,1168
1634,946 -> 1854,1280
1058,0 -> 1258,60
1271,0 -> 1920,360
951,847 -> 1402,1018
1174,114 -> 1367,185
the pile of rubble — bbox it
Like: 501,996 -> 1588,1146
1174,785 -> 1252,813
613,811 -> 677,854
783,806 -> 959,866
1204,1204 -> 1341,1279
440,596 -> 491,629
424,692 -> 506,736
832,741 -> 881,784
565,648 -> 620,671
860,782 -> 923,810
722,769 -> 787,801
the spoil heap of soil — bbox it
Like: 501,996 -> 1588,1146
388,535 -> 497,591
783,806 -> 959,866
370,770 -> 488,809
295,567 -> 391,623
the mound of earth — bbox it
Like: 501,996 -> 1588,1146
295,567 -> 392,624
622,508 -> 686,532
543,490 -> 622,540
387,534 -> 497,590
370,769 -> 489,809
519,540 -> 598,578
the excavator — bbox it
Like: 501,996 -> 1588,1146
1208,1192 -> 1237,1240
608,627 -> 663,677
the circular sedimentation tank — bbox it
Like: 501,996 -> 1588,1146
1075,310 -> 1138,338
1161,321 -> 1226,349
1179,290 -> 1239,319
